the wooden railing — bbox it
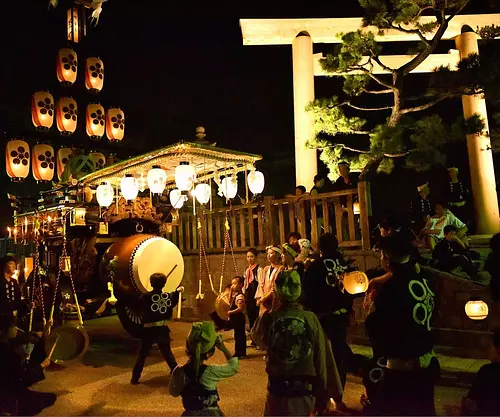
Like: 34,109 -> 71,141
169,182 -> 372,253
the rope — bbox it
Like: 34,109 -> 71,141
198,217 -> 214,293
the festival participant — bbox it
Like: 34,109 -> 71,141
410,183 -> 433,232
226,276 -> 246,358
364,235 -> 439,416
0,256 -> 27,337
445,167 -> 470,224
252,269 -> 345,416
243,248 -> 261,343
282,243 -> 305,278
169,321 -> 239,416
422,201 -> 468,250
255,246 -> 283,315
462,331 -> 500,416
302,233 -> 354,389
130,273 -> 184,385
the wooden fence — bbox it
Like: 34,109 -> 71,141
169,182 -> 372,253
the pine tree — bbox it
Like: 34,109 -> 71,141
307,0 -> 500,180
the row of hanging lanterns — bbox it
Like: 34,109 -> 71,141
95,162 -> 266,209
56,48 -> 104,93
5,139 -> 106,182
32,91 -> 125,141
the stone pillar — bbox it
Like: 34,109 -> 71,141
292,32 -> 317,188
455,28 -> 500,234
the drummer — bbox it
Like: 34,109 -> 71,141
131,273 -> 184,385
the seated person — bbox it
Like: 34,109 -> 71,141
432,225 -> 477,278
421,201 -> 468,250
485,233 -> 500,302
462,332 -> 500,416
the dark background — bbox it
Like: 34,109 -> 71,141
0,0 -> 498,235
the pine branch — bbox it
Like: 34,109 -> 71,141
369,50 -> 397,73
363,88 -> 394,94
346,102 -> 393,111
355,66 -> 395,90
316,143 -> 409,158
446,1 -> 470,23
391,24 -> 431,46
400,95 -> 450,114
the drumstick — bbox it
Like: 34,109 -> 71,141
177,291 -> 182,319
47,335 -> 60,362
165,264 -> 178,280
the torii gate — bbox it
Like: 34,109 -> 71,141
240,15 -> 500,234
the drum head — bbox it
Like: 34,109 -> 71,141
132,237 -> 184,293
45,324 -> 89,363
215,294 -> 231,321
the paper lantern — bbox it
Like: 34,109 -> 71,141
32,144 -> 55,182
106,108 -> 125,141
248,170 -> 265,195
195,183 -> 211,205
57,147 -> 73,181
353,202 -> 361,215
32,91 -> 54,130
96,182 -> 114,207
89,152 -> 106,170
342,271 -> 369,295
465,299 -> 489,320
220,176 -> 238,199
120,174 -> 138,201
56,97 -> 78,134
6,139 -> 30,181
56,48 -> 78,85
175,162 -> 195,191
86,104 -> 105,139
170,189 -> 186,209
147,165 -> 166,195
85,57 -> 104,93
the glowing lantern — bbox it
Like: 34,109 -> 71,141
342,271 -> 369,295
32,144 -> 55,182
86,104 -> 105,139
6,139 -> 30,181
465,299 -> 489,320
106,108 -> 125,141
170,189 -> 186,209
56,48 -> 78,86
85,57 -> 104,93
195,183 -> 211,205
353,202 -> 361,215
248,170 -> 265,195
57,147 -> 73,181
89,152 -> 106,170
56,97 -> 78,134
32,91 -> 54,130
147,165 -> 166,195
220,176 -> 238,199
175,162 -> 195,191
96,182 -> 114,207
120,174 -> 138,201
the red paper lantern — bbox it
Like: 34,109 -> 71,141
86,104 -> 105,139
57,148 -> 73,181
89,152 -> 106,170
32,144 -> 55,182
106,108 -> 125,141
5,139 -> 30,181
56,97 -> 78,135
85,57 -> 104,93
56,48 -> 78,86
32,91 -> 54,130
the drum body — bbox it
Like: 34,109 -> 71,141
100,234 -> 184,297
45,316 -> 89,364
215,293 -> 231,321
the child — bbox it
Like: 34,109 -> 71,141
169,321 -> 239,416
227,276 -> 246,358
462,331 -> 500,415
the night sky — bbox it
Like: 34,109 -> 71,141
0,0 -> 497,234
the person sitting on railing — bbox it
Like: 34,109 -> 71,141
332,162 -> 359,241
310,174 -> 333,236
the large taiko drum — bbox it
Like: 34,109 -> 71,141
100,234 -> 184,337
45,312 -> 89,364
215,292 -> 231,322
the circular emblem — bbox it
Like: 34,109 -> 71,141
151,292 -> 172,314
268,316 -> 312,366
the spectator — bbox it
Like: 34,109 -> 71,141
410,183 -> 433,232
445,167 -> 470,225
226,276 -> 246,359
310,174 -> 330,236
243,248 -> 262,346
286,232 -> 301,254
423,201 -> 468,250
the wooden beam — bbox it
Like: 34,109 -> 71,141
240,15 -> 500,46
313,50 -> 460,75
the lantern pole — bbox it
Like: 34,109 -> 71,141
245,165 -> 249,204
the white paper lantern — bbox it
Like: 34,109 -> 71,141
195,183 -> 211,205
96,182 -> 114,207
248,170 -> 265,195
6,139 -> 30,181
342,271 -> 369,295
32,91 -> 54,130
175,162 -> 195,191
56,48 -> 78,85
147,165 -> 166,195
86,104 -> 105,138
220,176 -> 238,199
85,57 -> 104,93
106,108 -> 125,141
56,97 -> 78,134
57,147 -> 73,181
170,189 -> 186,209
465,299 -> 489,320
120,174 -> 138,201
32,144 -> 55,182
